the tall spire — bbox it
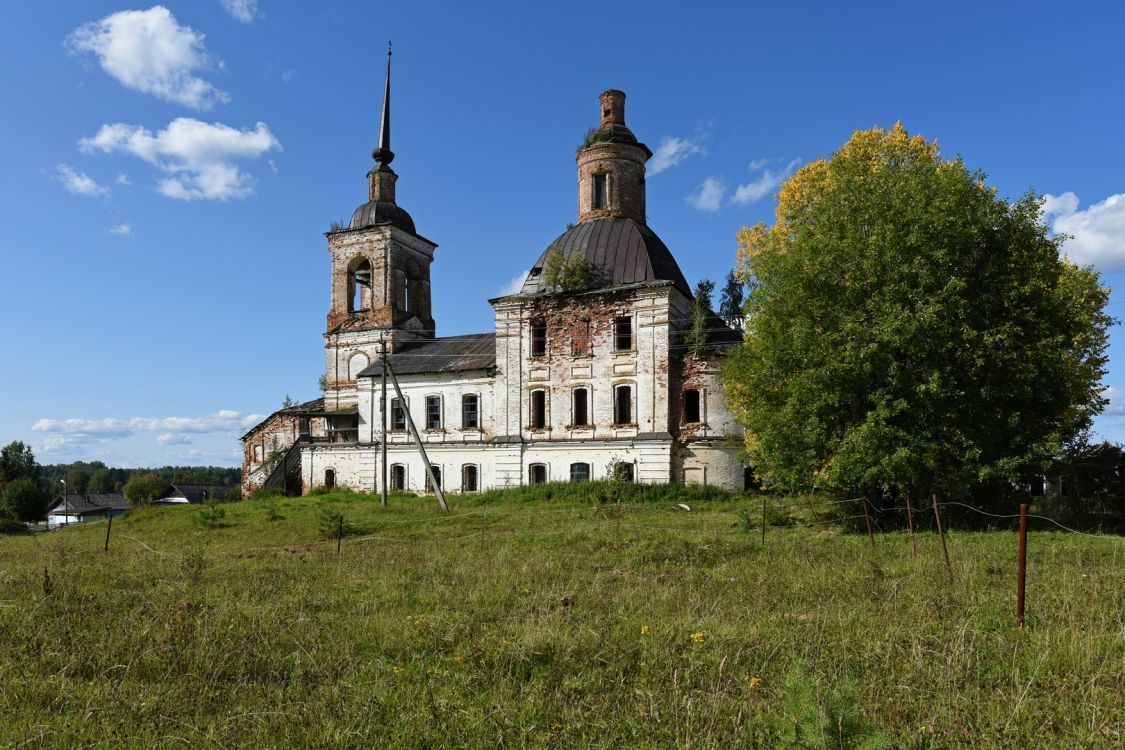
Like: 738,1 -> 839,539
372,42 -> 394,168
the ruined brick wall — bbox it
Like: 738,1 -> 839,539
241,412 -> 301,496
577,142 -> 647,223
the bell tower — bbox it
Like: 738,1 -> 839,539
576,89 -> 652,224
322,47 -> 437,410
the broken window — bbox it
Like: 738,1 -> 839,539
614,385 -> 632,425
530,389 -> 547,429
462,394 -> 479,429
390,464 -> 406,491
530,319 -> 547,357
570,462 -> 590,483
615,462 -> 635,483
592,173 -> 607,210
253,444 -> 263,463
425,465 -> 442,492
615,316 -> 632,351
529,464 -> 547,484
425,396 -> 442,430
390,398 -> 406,431
462,464 -> 478,492
683,389 -> 701,424
572,388 -> 589,426
324,469 -> 336,490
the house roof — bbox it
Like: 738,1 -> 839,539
163,484 -> 231,503
516,218 -> 692,297
49,493 -> 130,515
241,397 -> 325,440
357,333 -> 496,377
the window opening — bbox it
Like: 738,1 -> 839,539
530,320 -> 547,357
426,465 -> 442,492
530,390 -> 547,429
390,398 -> 406,431
324,469 -> 335,491
573,388 -> 589,426
615,462 -> 635,483
462,394 -> 479,429
570,462 -> 590,483
529,464 -> 547,484
390,464 -> 406,491
462,464 -> 478,492
592,173 -> 607,210
425,396 -> 442,430
614,385 -> 632,425
684,389 -> 701,424
350,259 -> 372,312
615,316 -> 633,351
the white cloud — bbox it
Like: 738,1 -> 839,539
116,173 -> 131,185
66,6 -> 229,110
109,223 -> 133,236
687,177 -> 726,213
55,164 -> 109,198
648,136 -> 705,175
499,272 -> 527,296
730,158 -> 800,206
157,433 -> 193,445
80,118 -> 281,201
33,409 -> 264,449
1042,191 -> 1125,272
220,0 -> 259,23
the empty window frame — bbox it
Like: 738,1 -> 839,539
614,385 -> 632,425
683,389 -> 701,423
350,258 -> 372,313
592,173 -> 607,210
390,398 -> 406,431
572,387 -> 589,426
462,393 -> 480,429
390,464 -> 406,491
253,444 -> 263,462
530,389 -> 547,429
324,469 -> 336,490
614,315 -> 633,351
529,464 -> 548,484
530,319 -> 548,357
570,462 -> 591,483
462,464 -> 479,492
615,462 -> 635,483
426,465 -> 442,492
425,395 -> 442,430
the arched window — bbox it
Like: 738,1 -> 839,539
348,258 -> 372,313
324,469 -> 336,490
530,389 -> 547,429
569,462 -> 590,483
614,385 -> 632,425
572,387 -> 589,426
390,464 -> 406,491
425,465 -> 442,492
348,352 -> 369,380
529,464 -> 548,484
462,464 -> 478,492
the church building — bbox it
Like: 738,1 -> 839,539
241,57 -> 746,496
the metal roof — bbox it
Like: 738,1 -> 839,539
349,200 -> 416,233
518,218 -> 692,297
358,333 -> 496,377
49,493 -> 130,515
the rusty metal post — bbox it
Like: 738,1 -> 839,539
905,494 -> 917,558
862,497 -> 876,549
103,515 -> 112,552
932,494 -> 952,579
1017,502 -> 1028,628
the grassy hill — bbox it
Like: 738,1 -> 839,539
1,487 -> 1121,748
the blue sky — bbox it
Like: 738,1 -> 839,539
2,0 -> 1124,467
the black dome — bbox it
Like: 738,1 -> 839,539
349,200 -> 416,234
519,218 -> 691,296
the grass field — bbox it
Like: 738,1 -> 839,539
1,486 -> 1121,748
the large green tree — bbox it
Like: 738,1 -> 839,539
727,123 -> 1113,502
123,472 -> 171,504
3,478 -> 49,522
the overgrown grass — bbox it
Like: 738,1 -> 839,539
1,487 -> 1121,748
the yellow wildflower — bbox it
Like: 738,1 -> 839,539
690,631 -> 705,644
749,676 -> 763,690
640,624 -> 651,636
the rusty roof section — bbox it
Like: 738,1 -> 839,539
518,218 -> 692,297
358,333 -> 496,377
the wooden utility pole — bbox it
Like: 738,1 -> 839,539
905,494 -> 917,558
385,361 -> 449,511
1017,502 -> 1028,627
932,493 -> 953,579
862,497 -> 876,549
103,515 -> 113,552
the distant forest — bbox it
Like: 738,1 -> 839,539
42,461 -> 240,496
